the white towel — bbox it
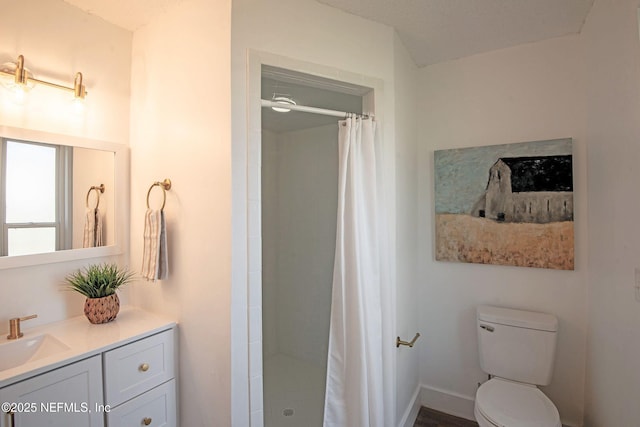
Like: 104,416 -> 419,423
82,208 -> 103,248
142,209 -> 168,281
95,208 -> 103,247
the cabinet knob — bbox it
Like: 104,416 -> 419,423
142,417 -> 152,425
139,363 -> 150,372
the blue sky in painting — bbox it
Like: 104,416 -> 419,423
434,138 -> 573,214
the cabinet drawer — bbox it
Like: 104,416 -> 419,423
104,329 -> 174,406
106,379 -> 176,427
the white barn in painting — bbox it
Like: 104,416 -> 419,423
471,155 -> 573,224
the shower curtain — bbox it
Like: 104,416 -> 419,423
323,116 -> 389,427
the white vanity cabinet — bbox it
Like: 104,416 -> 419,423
104,329 -> 176,426
0,355 -> 104,427
0,317 -> 177,427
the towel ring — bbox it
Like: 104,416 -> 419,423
146,179 -> 172,210
85,184 -> 105,209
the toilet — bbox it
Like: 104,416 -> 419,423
475,305 -> 561,427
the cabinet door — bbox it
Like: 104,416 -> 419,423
0,355 -> 104,427
106,379 -> 176,427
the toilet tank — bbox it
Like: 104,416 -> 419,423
477,305 -> 558,386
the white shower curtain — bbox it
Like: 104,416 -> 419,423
323,116 -> 389,427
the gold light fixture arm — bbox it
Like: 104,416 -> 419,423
14,54 -> 27,85
0,54 -> 87,99
74,72 -> 86,98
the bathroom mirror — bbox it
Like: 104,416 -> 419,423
0,126 -> 128,269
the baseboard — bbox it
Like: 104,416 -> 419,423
419,384 -> 476,421
398,385 -> 421,427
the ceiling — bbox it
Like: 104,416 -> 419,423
316,0 -> 594,67
62,0 -> 594,67
61,0 -> 184,31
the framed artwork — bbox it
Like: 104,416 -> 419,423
434,138 -> 574,270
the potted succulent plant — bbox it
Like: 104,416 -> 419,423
66,263 -> 134,324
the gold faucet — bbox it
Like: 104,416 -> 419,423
7,314 -> 37,340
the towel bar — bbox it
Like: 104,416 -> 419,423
85,184 -> 105,209
146,179 -> 172,210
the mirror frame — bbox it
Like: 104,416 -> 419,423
0,125 -> 129,270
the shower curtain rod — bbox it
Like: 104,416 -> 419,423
260,99 -> 373,119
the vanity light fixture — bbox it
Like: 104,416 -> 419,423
0,54 -> 87,102
271,94 -> 296,113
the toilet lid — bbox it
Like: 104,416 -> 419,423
476,378 -> 560,427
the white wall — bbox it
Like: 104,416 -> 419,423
0,0 -> 130,329
393,33 -> 421,427
127,1 -> 232,425
582,0 -> 640,425
0,0 -> 131,142
13,2 -> 639,426
417,35 -> 588,425
231,1 -> 415,425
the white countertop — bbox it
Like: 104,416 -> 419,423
0,307 -> 177,387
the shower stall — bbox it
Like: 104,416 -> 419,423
261,120 -> 337,427
260,66 -> 370,427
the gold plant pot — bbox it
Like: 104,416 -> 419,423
84,293 -> 120,324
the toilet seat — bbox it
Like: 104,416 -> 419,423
475,378 -> 561,427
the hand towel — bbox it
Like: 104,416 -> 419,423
82,208 -> 95,248
94,208 -> 103,247
82,208 -> 103,248
157,210 -> 168,280
142,209 -> 168,281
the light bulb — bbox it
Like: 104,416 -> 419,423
1,60 -> 35,105
70,97 -> 85,115
9,85 -> 28,105
271,96 -> 296,113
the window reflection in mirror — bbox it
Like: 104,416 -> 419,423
1,137 -> 115,257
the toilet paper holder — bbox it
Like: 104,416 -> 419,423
396,333 -> 421,348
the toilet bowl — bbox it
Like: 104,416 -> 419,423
474,378 -> 561,427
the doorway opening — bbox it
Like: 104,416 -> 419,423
260,65 -> 370,427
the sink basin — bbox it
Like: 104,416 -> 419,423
0,334 -> 70,372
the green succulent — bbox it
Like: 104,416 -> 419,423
66,263 -> 134,298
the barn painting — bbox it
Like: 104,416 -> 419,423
434,138 -> 574,270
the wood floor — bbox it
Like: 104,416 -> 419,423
413,406 -> 479,427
